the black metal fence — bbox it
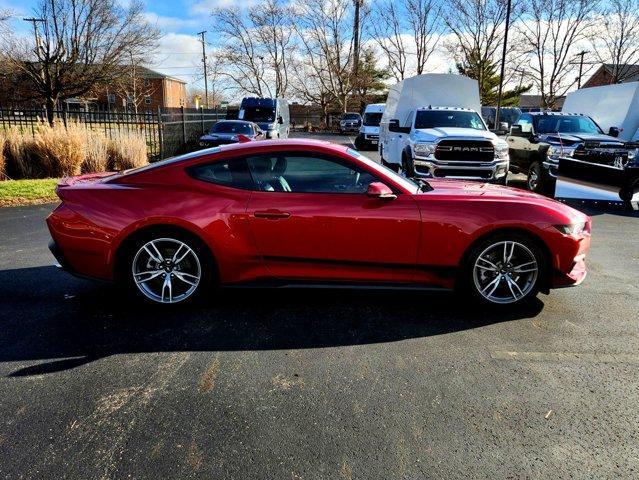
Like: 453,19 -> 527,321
0,106 -> 227,161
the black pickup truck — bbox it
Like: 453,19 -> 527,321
507,112 -> 638,203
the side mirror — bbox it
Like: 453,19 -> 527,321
367,182 -> 397,200
608,126 -> 620,137
499,121 -> 509,132
278,116 -> 283,124
388,119 -> 401,133
509,124 -> 523,136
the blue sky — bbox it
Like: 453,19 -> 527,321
1,0 -> 228,89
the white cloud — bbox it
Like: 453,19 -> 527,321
143,12 -> 200,31
148,33 -> 205,84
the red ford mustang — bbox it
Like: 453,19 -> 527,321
47,139 -> 591,307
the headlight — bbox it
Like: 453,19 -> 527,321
548,145 -> 576,158
494,141 -> 509,158
199,141 -> 207,146
554,222 -> 586,236
413,142 -> 436,156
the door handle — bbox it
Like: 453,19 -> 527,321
254,210 -> 290,219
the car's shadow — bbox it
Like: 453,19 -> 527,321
0,266 -> 544,377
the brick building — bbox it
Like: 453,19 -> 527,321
582,64 -> 639,89
95,66 -> 188,112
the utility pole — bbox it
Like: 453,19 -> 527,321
352,0 -> 362,77
575,50 -> 588,89
23,17 -> 46,52
494,0 -> 512,130
198,31 -> 209,109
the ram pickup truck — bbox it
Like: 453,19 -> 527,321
379,74 -> 510,183
507,111 -> 638,201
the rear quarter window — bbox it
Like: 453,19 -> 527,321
189,158 -> 254,190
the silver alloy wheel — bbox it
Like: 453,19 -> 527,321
132,238 -> 201,304
473,240 -> 539,304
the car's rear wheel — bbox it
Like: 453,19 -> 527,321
465,234 -> 544,306
124,232 -> 213,305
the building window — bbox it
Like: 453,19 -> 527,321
107,93 -> 115,104
144,96 -> 151,105
144,79 -> 151,87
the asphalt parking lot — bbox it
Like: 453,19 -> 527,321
1,133 -> 638,479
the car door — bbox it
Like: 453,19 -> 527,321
245,151 -> 422,283
508,114 -> 534,171
394,111 -> 414,163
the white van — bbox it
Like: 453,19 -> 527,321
239,97 -> 290,139
354,103 -> 385,150
379,74 -> 509,183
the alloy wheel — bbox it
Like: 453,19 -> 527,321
473,240 -> 539,304
131,238 -> 201,304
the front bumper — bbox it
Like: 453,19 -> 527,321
413,156 -> 509,181
340,124 -> 360,132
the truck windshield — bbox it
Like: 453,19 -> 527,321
414,110 -> 486,130
535,116 -> 603,134
363,112 -> 383,126
242,107 -> 275,123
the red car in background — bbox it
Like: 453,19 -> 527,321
47,140 -> 591,307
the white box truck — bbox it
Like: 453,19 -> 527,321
354,103 -> 385,150
378,74 -> 509,183
562,82 -> 639,141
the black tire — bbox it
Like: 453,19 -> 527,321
354,135 -> 364,150
527,161 -> 555,195
460,233 -> 546,307
401,152 -> 415,178
119,228 -> 215,305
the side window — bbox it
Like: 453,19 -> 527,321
517,114 -> 534,133
404,111 -> 415,129
189,158 -> 254,190
246,154 -> 377,194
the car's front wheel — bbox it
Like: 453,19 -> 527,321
124,232 -> 213,305
464,234 -> 545,306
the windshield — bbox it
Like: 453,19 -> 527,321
343,114 -> 360,120
242,107 -> 275,123
363,112 -> 383,126
415,110 -> 486,130
535,116 -> 603,135
210,122 -> 253,134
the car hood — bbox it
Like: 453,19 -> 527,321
539,133 -> 624,146
413,127 -> 498,142
423,179 -> 588,221
200,133 -> 240,140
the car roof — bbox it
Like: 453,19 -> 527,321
527,111 -> 586,117
416,106 -> 476,112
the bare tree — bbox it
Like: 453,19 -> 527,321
0,0 -> 159,124
113,52 -> 156,114
368,0 -> 442,81
590,0 -> 639,83
213,0 -> 293,98
444,0 -> 518,100
294,0 -> 355,112
516,0 -> 596,108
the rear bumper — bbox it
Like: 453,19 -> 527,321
49,239 -> 72,272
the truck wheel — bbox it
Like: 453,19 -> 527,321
354,135 -> 364,150
401,152 -> 415,178
527,161 -> 554,195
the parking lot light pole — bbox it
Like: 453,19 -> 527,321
198,31 -> 209,109
494,0 -> 512,130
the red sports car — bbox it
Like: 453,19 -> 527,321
47,139 -> 591,307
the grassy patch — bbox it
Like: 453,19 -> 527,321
0,178 -> 59,207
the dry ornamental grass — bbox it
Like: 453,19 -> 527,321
1,122 -> 149,181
